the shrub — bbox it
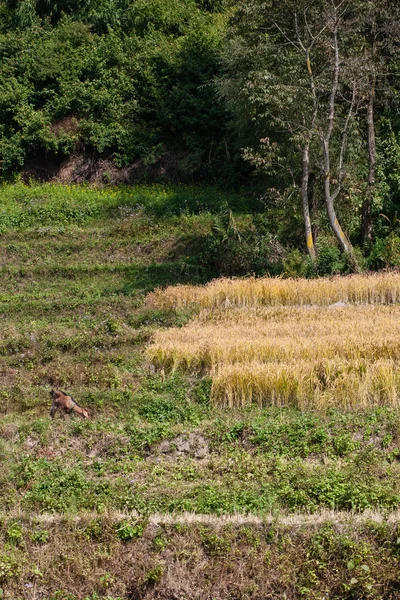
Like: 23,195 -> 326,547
116,520 -> 144,542
314,239 -> 347,276
368,233 -> 400,269
193,207 -> 286,278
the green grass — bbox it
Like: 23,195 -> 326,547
0,181 -> 253,230
1,182 -> 400,598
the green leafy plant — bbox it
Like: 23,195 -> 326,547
145,564 -> 164,583
6,522 -> 23,546
116,520 -> 144,542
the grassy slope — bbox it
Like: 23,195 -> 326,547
1,183 -> 400,599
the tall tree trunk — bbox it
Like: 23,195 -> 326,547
323,141 -> 352,253
361,77 -> 376,246
310,173 -> 319,243
324,171 -> 353,252
301,144 -> 316,260
322,18 -> 355,258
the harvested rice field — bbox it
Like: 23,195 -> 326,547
147,272 -> 400,309
147,274 -> 400,409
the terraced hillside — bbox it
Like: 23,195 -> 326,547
1,184 -> 400,600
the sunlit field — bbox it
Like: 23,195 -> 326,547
147,272 -> 400,309
147,275 -> 400,409
2,184 -> 400,599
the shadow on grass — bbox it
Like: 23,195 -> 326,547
142,188 -> 263,218
121,261 -> 208,295
107,184 -> 263,219
119,226 -> 230,295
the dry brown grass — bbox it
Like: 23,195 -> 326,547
147,276 -> 400,409
149,306 -> 400,372
211,359 -> 400,409
3,513 -> 400,600
147,271 -> 400,309
4,506 -> 400,526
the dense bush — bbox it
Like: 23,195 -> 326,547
191,206 -> 287,277
368,233 -> 400,269
0,0 -> 236,181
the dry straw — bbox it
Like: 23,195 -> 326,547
147,274 -> 400,409
148,306 -> 400,373
211,359 -> 400,410
147,272 -> 400,309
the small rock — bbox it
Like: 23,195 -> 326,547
159,440 -> 170,454
194,446 -> 208,459
152,432 -> 209,461
328,301 -> 347,308
176,439 -> 191,453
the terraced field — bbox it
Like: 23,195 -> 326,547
1,183 -> 400,599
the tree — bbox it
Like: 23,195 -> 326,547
220,0 -> 399,260
354,0 -> 400,245
219,0 -> 322,260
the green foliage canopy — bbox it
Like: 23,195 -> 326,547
0,0 -> 232,179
